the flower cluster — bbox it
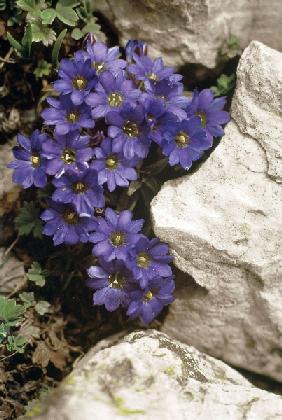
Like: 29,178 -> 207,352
8,38 -> 230,323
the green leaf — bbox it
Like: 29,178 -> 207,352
34,59 -> 52,79
6,32 -> 24,55
0,296 -> 25,323
82,20 -> 101,35
35,300 -> 51,315
71,27 -> 84,40
52,28 -> 67,66
15,202 -> 43,238
31,22 -> 56,46
7,335 -> 27,353
211,73 -> 235,97
127,180 -> 142,197
17,0 -> 36,12
27,262 -> 46,287
0,323 -> 10,343
41,8 -> 56,24
21,22 -> 33,56
58,0 -> 80,6
56,3 -> 78,26
19,292 -> 35,308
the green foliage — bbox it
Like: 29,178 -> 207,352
27,262 -> 46,287
51,28 -> 67,66
6,335 -> 27,353
220,34 -> 242,59
15,201 -> 43,238
211,74 -> 235,97
34,59 -> 52,79
19,292 -> 36,308
34,300 -> 51,315
0,296 -> 25,324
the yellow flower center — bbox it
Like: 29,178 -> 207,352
109,272 -> 126,289
61,148 -> 76,164
110,231 -> 125,247
144,290 -> 153,301
72,76 -> 87,90
175,131 -> 189,148
148,72 -> 158,81
63,210 -> 78,225
31,154 -> 40,167
72,181 -> 87,193
137,252 -> 151,268
196,111 -> 207,127
67,111 -> 79,123
123,121 -> 139,138
106,155 -> 119,170
93,62 -> 105,73
108,92 -> 123,107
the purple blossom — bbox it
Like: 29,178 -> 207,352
42,131 -> 93,178
127,276 -> 175,324
7,130 -> 49,189
86,71 -> 140,119
107,104 -> 150,160
41,95 -> 94,135
186,89 -> 230,142
91,138 -> 138,192
54,57 -> 97,105
87,260 -> 132,311
90,208 -> 144,262
52,169 -> 104,216
162,116 -> 210,169
41,201 -> 94,246
76,40 -> 126,76
127,236 -> 173,288
125,40 -> 148,62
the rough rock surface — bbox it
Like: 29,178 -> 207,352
95,0 -> 282,68
151,41 -> 282,381
0,248 -> 25,295
25,330 -> 282,420
0,140 -> 20,217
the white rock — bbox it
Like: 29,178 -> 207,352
0,140 -> 20,216
26,330 -> 282,420
151,41 -> 282,381
95,0 -> 282,68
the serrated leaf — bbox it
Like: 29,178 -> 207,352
41,8 -> 56,24
71,27 -> 84,40
7,335 -> 27,353
34,59 -> 52,79
35,300 -> 51,315
15,202 -> 43,238
6,32 -> 24,55
0,296 -> 25,323
17,0 -> 36,12
56,3 -> 78,26
31,22 -> 56,46
52,28 -> 67,66
27,262 -> 46,287
19,292 -> 35,308
82,20 -> 101,35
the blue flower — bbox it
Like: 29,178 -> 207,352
127,276 -> 175,324
41,201 -> 94,246
42,95 -> 94,135
54,57 -> 97,105
125,40 -> 148,62
90,208 -> 144,262
86,70 -> 141,119
127,236 -> 173,288
107,104 -> 150,160
7,130 -> 49,189
87,260 -> 132,311
52,169 -> 104,216
186,89 -> 230,142
91,138 -> 138,192
162,117 -> 210,169
42,131 -> 93,178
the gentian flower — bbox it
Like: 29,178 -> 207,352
128,55 -> 178,90
52,169 -> 104,216
125,40 -> 148,62
162,116 -> 210,169
8,130 -> 48,189
91,138 -> 138,192
54,57 -> 97,105
186,89 -> 230,142
127,276 -> 175,324
41,201 -> 94,246
87,260 -> 132,311
127,236 -> 173,288
42,131 -> 93,178
86,71 -> 140,119
90,208 -> 144,261
77,40 -> 126,76
42,95 -> 94,135
107,104 -> 150,160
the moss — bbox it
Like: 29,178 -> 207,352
25,403 -> 43,417
113,395 -> 145,416
164,366 -> 175,376
63,374 -> 76,386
